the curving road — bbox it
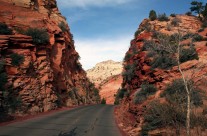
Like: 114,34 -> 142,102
0,105 -> 121,136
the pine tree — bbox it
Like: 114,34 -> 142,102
202,3 -> 207,19
190,1 -> 204,18
149,10 -> 157,21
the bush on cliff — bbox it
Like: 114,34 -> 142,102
145,33 -> 199,69
114,88 -> 128,105
133,83 -> 157,104
0,72 -> 7,91
122,64 -> 136,82
171,17 -> 182,26
170,13 -> 176,17
25,28 -> 49,45
158,13 -> 169,21
141,79 -> 205,135
10,53 -> 24,66
161,79 -> 203,106
58,21 -> 67,32
192,33 -> 204,42
0,23 -> 12,35
180,46 -> 199,63
0,61 -> 7,91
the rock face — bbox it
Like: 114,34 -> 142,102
116,15 -> 207,135
87,60 -> 122,85
0,0 -> 100,115
99,75 -> 122,104
87,60 -> 122,104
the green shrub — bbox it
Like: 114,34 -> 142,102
141,101 -> 186,136
0,60 -> 5,72
171,18 -> 181,26
192,34 -> 204,42
182,33 -> 194,40
185,11 -> 192,16
116,88 -> 127,99
166,24 -> 172,31
93,89 -> 99,96
58,21 -> 67,32
133,83 -> 157,104
25,28 -> 49,45
134,29 -> 142,38
152,31 -> 165,39
122,64 -> 136,82
170,13 -> 176,17
101,98 -> 106,104
198,28 -> 204,32
143,22 -> 152,32
0,23 -> 12,35
158,13 -> 169,21
114,88 -> 128,105
162,79 -> 203,106
151,55 -> 177,69
180,46 -> 199,63
142,40 -> 155,51
202,21 -> 207,28
123,53 -> 132,62
182,33 -> 204,42
10,53 -> 24,66
149,10 -> 157,21
0,72 -> 7,91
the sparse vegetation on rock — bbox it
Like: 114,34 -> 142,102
10,53 -> 24,66
0,61 -> 7,91
157,13 -> 169,21
58,21 -> 67,32
122,63 -> 136,82
25,28 -> 49,45
170,13 -> 176,17
0,23 -> 12,35
171,17 -> 181,26
133,83 -> 157,104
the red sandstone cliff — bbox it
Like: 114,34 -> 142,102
0,0 -> 100,116
98,74 -> 122,104
116,15 -> 207,135
86,60 -> 123,104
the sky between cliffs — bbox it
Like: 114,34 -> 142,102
57,0 -> 205,70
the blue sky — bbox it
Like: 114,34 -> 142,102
57,0 -> 205,70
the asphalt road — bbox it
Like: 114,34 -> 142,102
0,105 -> 121,136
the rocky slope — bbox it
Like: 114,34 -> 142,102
87,60 -> 122,86
87,60 -> 122,104
98,74 -> 122,104
116,15 -> 207,135
0,0 -> 100,116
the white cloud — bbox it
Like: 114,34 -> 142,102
75,35 -> 132,70
57,0 -> 134,8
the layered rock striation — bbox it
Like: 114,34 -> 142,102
0,0 -> 100,115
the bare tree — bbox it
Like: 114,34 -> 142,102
145,32 -> 199,136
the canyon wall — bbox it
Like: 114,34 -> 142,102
0,0 -> 100,115
116,15 -> 207,135
87,60 -> 122,104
